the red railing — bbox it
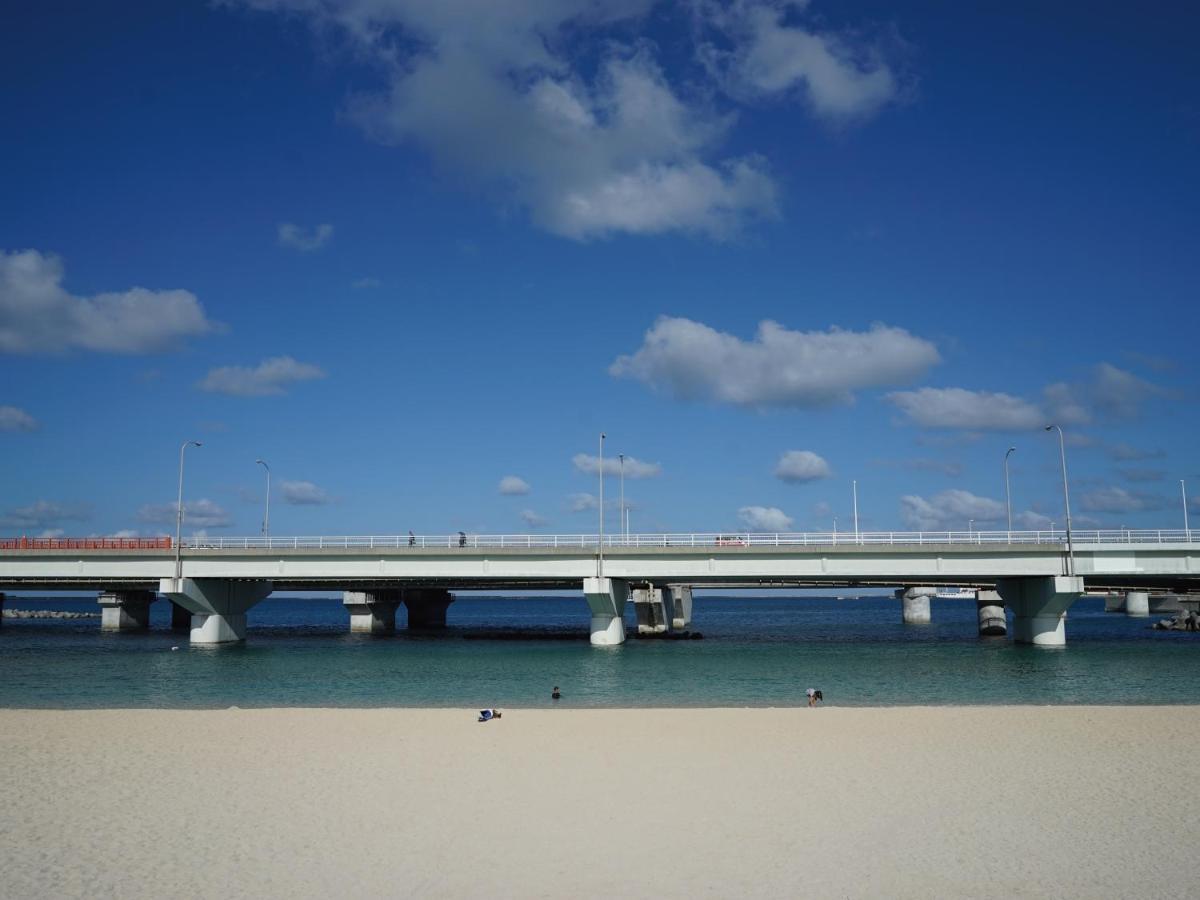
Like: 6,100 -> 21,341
0,537 -> 172,550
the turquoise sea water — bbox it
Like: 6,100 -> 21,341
0,595 -> 1196,708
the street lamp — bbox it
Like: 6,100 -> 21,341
598,432 -> 606,577
1182,480 -> 1190,537
852,480 -> 859,542
175,440 -> 202,581
1004,446 -> 1016,535
969,518 -> 975,535
256,459 -> 271,540
1045,424 -> 1075,575
619,453 -> 625,541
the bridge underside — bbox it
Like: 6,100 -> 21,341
4,576 -> 1199,593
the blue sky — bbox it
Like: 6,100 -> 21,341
2,0 -> 1197,540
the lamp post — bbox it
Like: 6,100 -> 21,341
969,518 -> 974,535
1182,480 -> 1190,537
256,459 -> 271,540
1004,446 -> 1016,535
852,480 -> 859,542
598,433 -> 606,577
1045,424 -> 1075,575
175,440 -> 202,581
619,453 -> 625,541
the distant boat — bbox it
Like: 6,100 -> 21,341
935,586 -> 977,600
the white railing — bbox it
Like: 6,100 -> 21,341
183,529 -> 1197,550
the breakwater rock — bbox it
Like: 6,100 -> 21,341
2,609 -> 101,620
1153,612 -> 1199,632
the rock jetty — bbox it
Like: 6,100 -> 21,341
2,609 -> 101,620
1152,611 -> 1199,632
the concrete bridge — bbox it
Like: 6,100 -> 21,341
1,530 -> 1196,647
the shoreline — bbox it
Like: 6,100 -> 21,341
3,706 -> 1197,898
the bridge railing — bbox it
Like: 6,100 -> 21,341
174,529 -> 1196,551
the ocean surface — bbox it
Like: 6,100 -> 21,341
0,595 -> 1195,708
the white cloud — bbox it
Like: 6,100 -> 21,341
0,249 -> 217,354
0,405 -> 37,432
572,453 -> 662,478
1089,363 -> 1162,419
612,317 -> 938,409
37,528 -> 65,539
0,500 -> 90,529
1016,510 -> 1053,530
1107,442 -> 1164,462
774,450 -> 831,483
887,387 -> 1044,431
568,492 -> 598,512
281,480 -> 331,505
519,509 -> 547,528
1118,468 -> 1165,483
697,1 -> 899,123
199,356 -> 326,397
277,222 -> 334,251
738,505 -> 793,531
136,499 -> 232,528
1079,486 -> 1167,514
234,1 -> 896,239
109,529 -> 141,538
899,490 -> 1005,530
498,475 -> 531,496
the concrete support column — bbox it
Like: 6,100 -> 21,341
1104,593 -> 1126,613
1125,591 -> 1150,618
633,586 -> 674,634
583,577 -> 629,647
975,590 -> 1007,637
170,601 -> 191,633
670,585 -> 694,630
98,590 -> 156,632
403,589 -> 454,629
343,590 -> 402,634
996,576 -> 1083,646
899,586 -> 935,624
0,591 -> 5,627
160,578 -> 273,646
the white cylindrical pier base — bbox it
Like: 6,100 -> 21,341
976,590 -> 1007,637
590,613 -> 627,646
1125,591 -> 1150,618
996,576 -> 1082,647
344,590 -> 402,634
98,590 -> 155,632
901,587 -> 934,624
583,577 -> 630,647
191,612 -> 247,644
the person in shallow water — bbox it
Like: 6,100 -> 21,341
551,686 -> 561,700
806,688 -> 823,707
478,709 -> 502,722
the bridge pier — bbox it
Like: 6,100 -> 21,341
671,585 -> 694,630
170,600 -> 192,633
343,590 -> 402,634
404,589 -> 454,629
898,587 -> 935,624
160,578 -> 273,645
633,586 -> 674,634
98,590 -> 156,632
1125,591 -> 1150,618
996,576 -> 1083,646
583,577 -> 629,646
975,590 -> 1007,636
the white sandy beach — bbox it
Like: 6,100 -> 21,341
1,707 -> 1196,899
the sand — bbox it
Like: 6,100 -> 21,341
1,707 -> 1196,899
